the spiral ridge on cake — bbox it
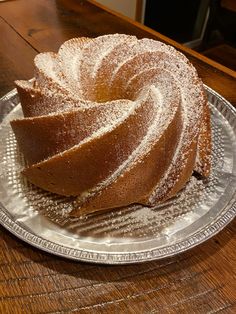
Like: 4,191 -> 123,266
11,34 -> 211,215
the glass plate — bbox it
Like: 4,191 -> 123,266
0,85 -> 235,264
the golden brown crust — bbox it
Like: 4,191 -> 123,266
11,100 -> 132,165
22,96 -> 159,196
12,34 -> 211,216
194,98 -> 212,177
72,103 -> 182,215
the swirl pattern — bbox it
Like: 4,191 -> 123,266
11,34 -> 211,215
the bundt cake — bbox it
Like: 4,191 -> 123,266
11,34 -> 211,216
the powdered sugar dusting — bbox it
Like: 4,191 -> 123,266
13,34 -> 210,214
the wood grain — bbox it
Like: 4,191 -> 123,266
0,17 -> 37,97
203,44 -> 236,71
0,222 -> 235,313
0,0 -> 236,313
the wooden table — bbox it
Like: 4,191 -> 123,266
0,1 -> 235,313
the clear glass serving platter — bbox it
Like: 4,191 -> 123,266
0,85 -> 235,264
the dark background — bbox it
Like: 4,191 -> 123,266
144,0 -> 236,48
